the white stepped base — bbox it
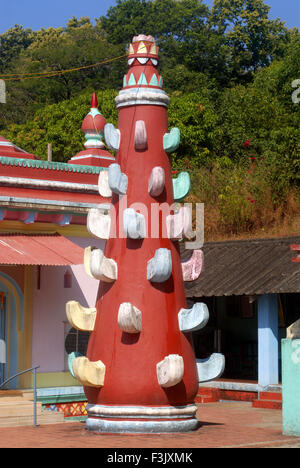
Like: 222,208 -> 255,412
86,404 -> 198,433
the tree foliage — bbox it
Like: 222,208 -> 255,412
0,19 -> 124,129
1,89 -> 118,162
0,0 -> 298,203
210,0 -> 290,80
0,25 -> 35,73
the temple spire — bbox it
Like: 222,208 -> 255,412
91,92 -> 98,109
68,92 -> 115,167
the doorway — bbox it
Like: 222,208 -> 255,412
0,271 -> 24,389
192,296 -> 258,381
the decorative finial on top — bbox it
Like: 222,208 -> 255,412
68,93 -> 115,167
132,35 -> 155,43
116,35 -> 169,108
91,92 -> 98,109
127,35 -> 159,61
81,93 -> 106,139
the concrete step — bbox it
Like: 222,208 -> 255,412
0,390 -> 23,397
0,390 -> 34,402
0,396 -> 32,403
252,399 -> 282,410
259,391 -> 282,401
0,411 -> 65,428
0,390 -> 66,426
20,390 -> 34,401
197,387 -> 220,396
195,395 -> 219,403
197,386 -> 258,402
219,390 -> 258,402
252,390 -> 282,409
0,401 -> 43,417
195,387 -> 220,404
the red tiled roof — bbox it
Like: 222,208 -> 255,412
0,233 -> 83,265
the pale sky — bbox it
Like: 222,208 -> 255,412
0,0 -> 299,34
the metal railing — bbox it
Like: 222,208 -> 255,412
0,365 -> 40,427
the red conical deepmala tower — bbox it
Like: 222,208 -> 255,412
66,35 -> 224,433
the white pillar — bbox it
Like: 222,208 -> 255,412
257,294 -> 279,388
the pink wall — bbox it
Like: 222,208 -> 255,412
32,237 -> 105,373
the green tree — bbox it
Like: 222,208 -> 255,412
210,0 -> 290,82
253,32 -> 300,107
0,19 -> 124,130
13,19 -> 123,101
1,89 -> 118,162
0,25 -> 35,73
168,91 -> 219,170
99,0 -> 226,80
1,89 -> 220,167
214,79 -> 299,197
98,0 -> 151,44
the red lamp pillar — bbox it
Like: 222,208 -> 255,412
66,35 -> 224,433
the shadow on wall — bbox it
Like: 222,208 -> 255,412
32,264 -> 100,374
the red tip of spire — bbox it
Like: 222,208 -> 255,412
91,92 -> 98,109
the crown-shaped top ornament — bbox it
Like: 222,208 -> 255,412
116,35 -> 169,108
128,34 -> 159,61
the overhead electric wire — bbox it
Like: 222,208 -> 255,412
0,53 -> 127,81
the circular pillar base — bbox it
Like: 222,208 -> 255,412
85,403 -> 199,434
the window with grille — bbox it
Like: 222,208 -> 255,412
63,322 -> 90,371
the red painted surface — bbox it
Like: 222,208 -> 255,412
252,400 -> 282,410
68,93 -> 115,168
196,388 -> 283,407
0,184 -> 102,205
0,233 -> 84,265
68,153 -> 114,168
219,390 -> 258,402
195,387 -> 220,404
252,390 -> 282,410
291,244 -> 300,262
197,387 -> 219,396
195,395 -> 217,403
0,135 -> 38,160
0,210 -> 85,225
0,94 -> 115,209
0,161 -> 101,185
91,92 -> 98,109
81,108 -> 106,136
124,67 -> 162,88
259,392 -> 282,401
84,37 -> 199,410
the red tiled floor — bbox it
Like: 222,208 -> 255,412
0,402 -> 299,448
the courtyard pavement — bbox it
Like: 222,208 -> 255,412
0,401 -> 299,449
